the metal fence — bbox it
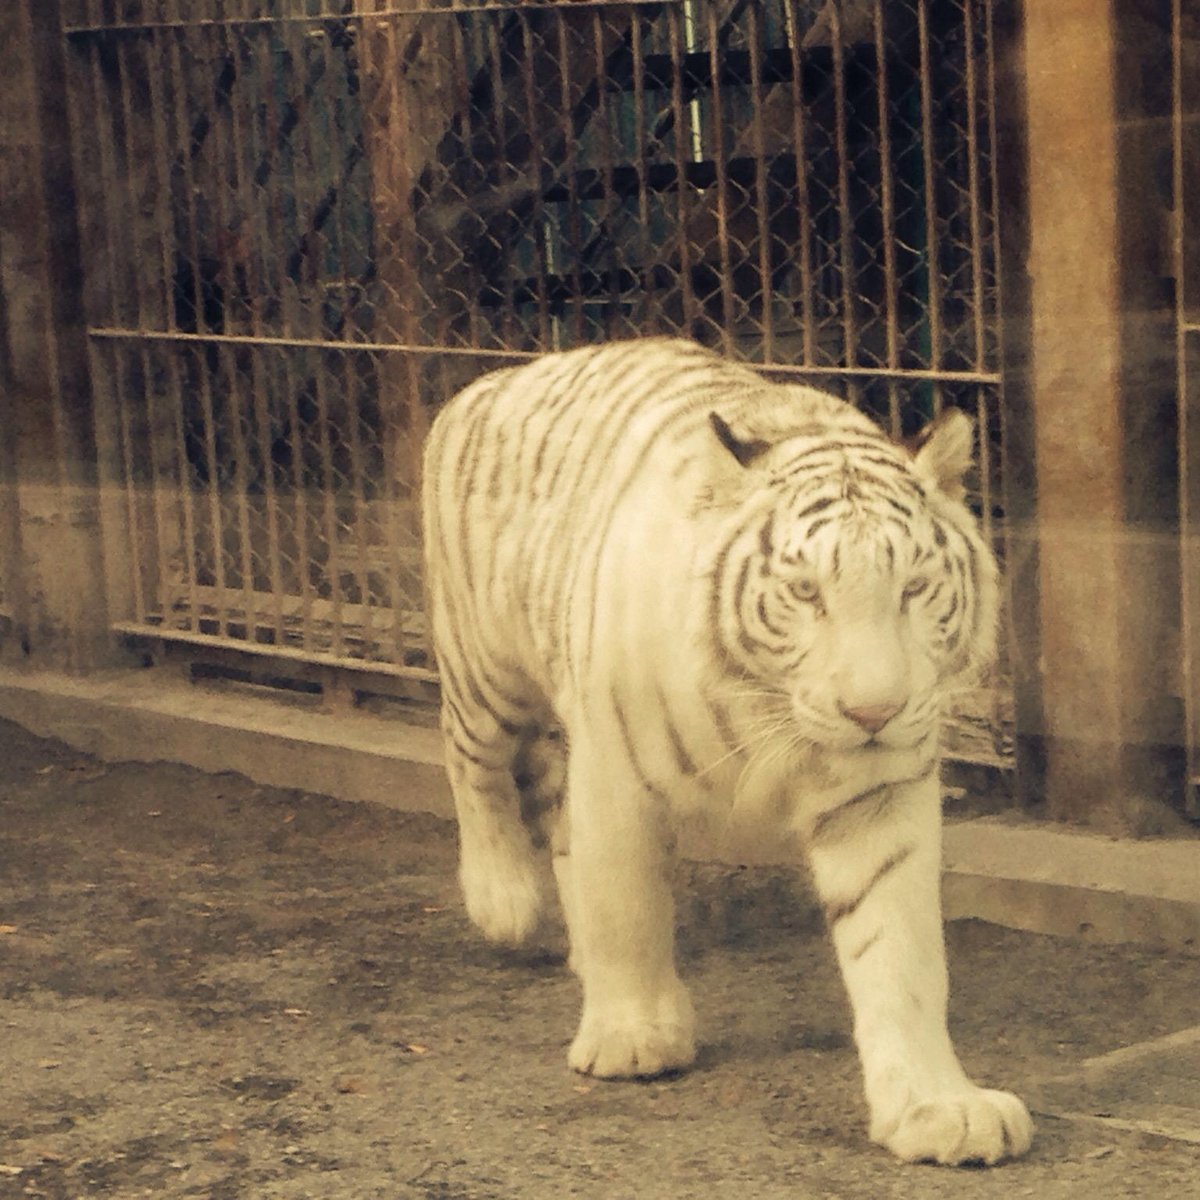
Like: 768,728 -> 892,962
61,0 -> 1010,759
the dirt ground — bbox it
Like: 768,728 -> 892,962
2,716 -> 1199,1199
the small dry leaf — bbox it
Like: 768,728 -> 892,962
422,906 -> 446,914
35,766 -> 55,775
282,1008 -> 310,1018
0,925 -> 17,935
0,1164 -> 23,1176
282,812 -> 296,824
535,1122 -> 550,1132
405,1044 -> 429,1056
335,1076 -> 365,1094
572,1084 -> 593,1095
148,810 -> 162,818
37,1059 -> 62,1070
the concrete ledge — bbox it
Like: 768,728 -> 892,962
943,820 -> 1200,952
2,664 -> 1199,953
0,663 -> 455,818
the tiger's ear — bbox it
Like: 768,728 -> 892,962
912,408 -> 974,501
709,411 -> 772,468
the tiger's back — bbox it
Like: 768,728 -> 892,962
422,338 -> 878,718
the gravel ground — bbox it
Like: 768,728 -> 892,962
2,717 -> 1199,1199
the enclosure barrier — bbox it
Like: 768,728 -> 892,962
59,0 -> 1010,762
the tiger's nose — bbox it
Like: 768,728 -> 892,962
838,701 -> 903,734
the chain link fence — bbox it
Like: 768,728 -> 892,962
61,0 -> 1010,760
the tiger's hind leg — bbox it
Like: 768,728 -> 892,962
559,727 -> 696,1079
442,703 -> 544,948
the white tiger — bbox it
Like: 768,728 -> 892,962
421,338 -> 1033,1166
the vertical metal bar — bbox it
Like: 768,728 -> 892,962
145,29 -> 178,333
448,19 -> 485,351
236,21 -> 289,644
264,17 -> 296,340
706,2 -> 735,350
113,347 -> 149,624
487,18 -> 516,346
984,0 -> 1004,380
165,2 -> 208,339
975,386 -> 993,544
165,350 -> 201,633
669,3 -> 697,332
223,21 -> 267,337
962,0 -> 987,375
377,350 -> 413,667
785,0 -> 815,366
1172,0 -> 1197,807
290,19 -> 323,345
630,9 -> 656,334
683,0 -> 703,162
113,29 -> 175,621
220,345 -> 259,640
313,351 -> 346,656
916,0 -> 944,412
828,0 -> 858,400
517,9 -> 552,347
204,24 -> 259,640
748,0 -> 774,360
592,7 -> 623,335
140,28 -> 198,625
114,34 -> 153,332
555,11 -> 586,343
374,10 -> 420,349
316,18 -> 376,657
342,350 -> 378,658
369,14 -> 412,665
281,346 -> 315,650
872,0 -> 901,435
313,13 -> 351,335
194,353 -> 232,637
167,2 -> 229,634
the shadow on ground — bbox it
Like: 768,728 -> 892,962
1,718 -> 1198,1198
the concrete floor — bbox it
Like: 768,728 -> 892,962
2,717 -> 1199,1199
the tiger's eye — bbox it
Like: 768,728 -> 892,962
789,578 -> 821,605
902,575 -> 930,601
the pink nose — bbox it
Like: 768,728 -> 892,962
839,702 -> 902,734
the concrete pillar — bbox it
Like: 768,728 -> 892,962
0,1 -> 114,670
1006,0 -> 1185,831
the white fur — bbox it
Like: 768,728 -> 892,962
422,340 -> 1032,1166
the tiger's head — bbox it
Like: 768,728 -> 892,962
706,400 -> 999,756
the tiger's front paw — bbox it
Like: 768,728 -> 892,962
568,990 -> 696,1079
874,1087 -> 1033,1166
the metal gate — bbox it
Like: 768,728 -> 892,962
62,0 -> 1009,759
